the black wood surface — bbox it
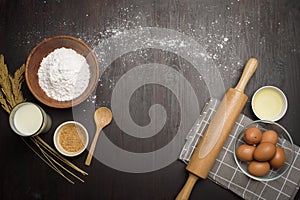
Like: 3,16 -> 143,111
0,0 -> 299,199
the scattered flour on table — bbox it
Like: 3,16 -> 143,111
17,3 -> 274,103
80,7 -> 240,106
38,47 -> 90,101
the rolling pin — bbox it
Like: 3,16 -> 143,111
176,58 -> 258,200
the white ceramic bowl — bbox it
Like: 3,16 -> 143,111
251,86 -> 288,121
53,121 -> 89,157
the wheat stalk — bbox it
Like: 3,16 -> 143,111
22,137 -> 75,184
33,137 -> 85,183
10,64 -> 25,104
0,90 -> 10,113
35,136 -> 88,176
0,54 -> 87,184
0,55 -> 16,109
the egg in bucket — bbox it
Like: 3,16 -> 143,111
251,86 -> 288,121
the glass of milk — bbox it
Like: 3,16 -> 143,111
9,102 -> 52,137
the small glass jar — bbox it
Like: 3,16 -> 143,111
9,102 -> 52,137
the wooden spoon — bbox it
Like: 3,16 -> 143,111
85,107 -> 113,166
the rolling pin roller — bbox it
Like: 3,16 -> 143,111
176,58 -> 259,200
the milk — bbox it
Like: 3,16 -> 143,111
252,86 -> 287,121
9,102 -> 52,136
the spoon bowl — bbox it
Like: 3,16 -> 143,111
85,107 -> 112,166
94,107 -> 113,128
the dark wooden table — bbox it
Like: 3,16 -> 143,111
0,0 -> 299,199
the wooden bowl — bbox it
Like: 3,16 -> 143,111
25,35 -> 99,108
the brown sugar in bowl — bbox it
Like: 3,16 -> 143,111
25,35 -> 99,108
53,121 -> 89,157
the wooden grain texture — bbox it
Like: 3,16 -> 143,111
186,58 -> 257,178
25,35 -> 99,108
176,59 -> 257,199
0,0 -> 299,200
85,107 -> 112,166
176,173 -> 199,200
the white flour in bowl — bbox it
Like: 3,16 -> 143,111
38,47 -> 90,101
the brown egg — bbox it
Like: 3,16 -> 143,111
254,142 -> 276,161
244,127 -> 262,145
269,146 -> 286,168
261,130 -> 278,144
236,144 -> 256,162
248,161 -> 270,177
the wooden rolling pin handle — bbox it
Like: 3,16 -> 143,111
176,173 -> 199,200
235,58 -> 258,93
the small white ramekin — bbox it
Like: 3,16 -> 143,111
251,86 -> 288,121
53,121 -> 89,157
